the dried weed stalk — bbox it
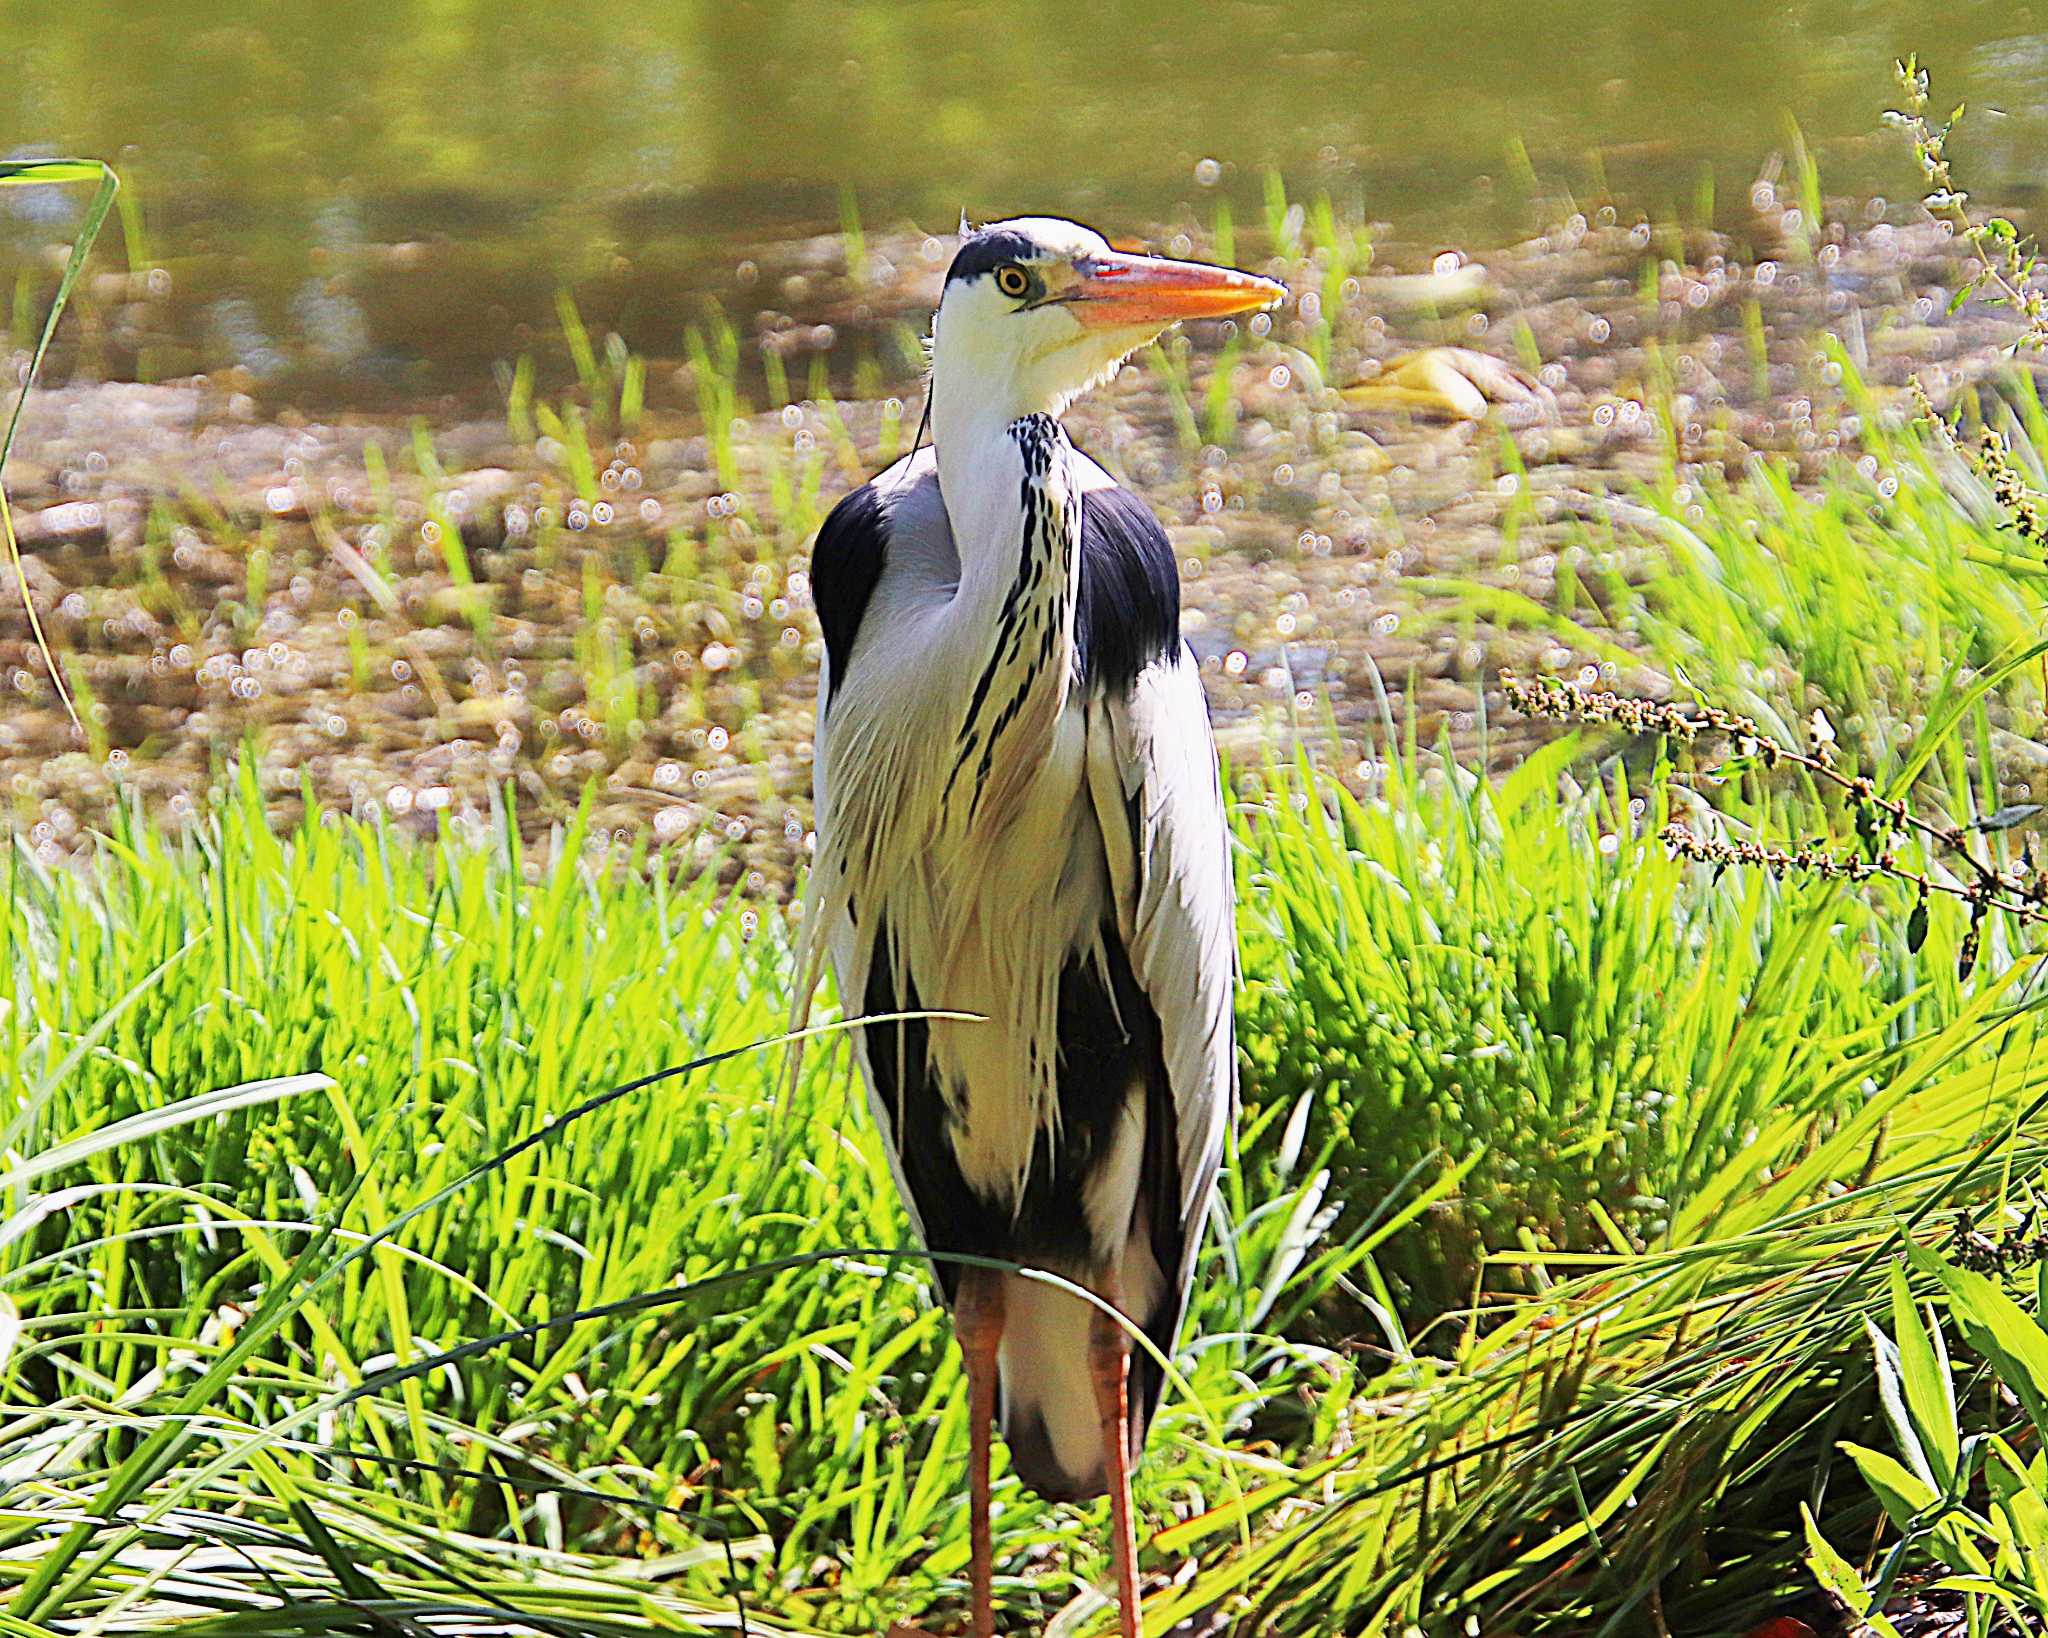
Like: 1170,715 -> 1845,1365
1890,59 -> 2048,546
1502,672 -> 2048,976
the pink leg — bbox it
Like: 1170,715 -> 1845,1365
1088,1294 -> 1143,1638
956,1269 -> 1005,1638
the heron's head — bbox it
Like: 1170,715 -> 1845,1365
931,216 -> 1286,424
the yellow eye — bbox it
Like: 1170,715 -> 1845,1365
995,264 -> 1030,299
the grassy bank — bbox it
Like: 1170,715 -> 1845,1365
5,770 -> 1357,1633
12,434 -> 2048,1630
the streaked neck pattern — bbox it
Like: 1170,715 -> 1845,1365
942,412 -> 1081,835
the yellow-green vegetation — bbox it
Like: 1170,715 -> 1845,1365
12,543 -> 2048,1632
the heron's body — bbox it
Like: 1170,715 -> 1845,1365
813,434 -> 1232,1495
802,216 -> 1279,1636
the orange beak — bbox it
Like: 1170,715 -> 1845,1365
1068,251 -> 1287,328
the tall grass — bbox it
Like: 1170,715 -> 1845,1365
2,772 -> 1351,1633
0,157 -> 120,732
11,686 -> 2046,1633
1236,725 -> 1975,1319
1158,1001 -> 2048,1635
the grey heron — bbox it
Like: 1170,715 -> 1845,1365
806,216 -> 1283,1638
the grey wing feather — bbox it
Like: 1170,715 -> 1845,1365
1085,644 -> 1236,1305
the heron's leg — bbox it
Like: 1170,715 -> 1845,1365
1087,1290 -> 1143,1638
955,1268 -> 1005,1638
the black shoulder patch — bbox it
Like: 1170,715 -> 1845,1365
1076,485 -> 1180,695
810,481 -> 891,711
945,228 -> 1040,287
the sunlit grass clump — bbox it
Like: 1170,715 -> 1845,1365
1236,728 -> 1957,1320
11,694 -> 2048,1634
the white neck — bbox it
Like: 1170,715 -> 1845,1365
929,358 -> 1060,598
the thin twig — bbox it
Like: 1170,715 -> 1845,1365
1500,673 -> 2048,939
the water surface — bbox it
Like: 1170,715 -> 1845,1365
5,0 -> 2045,406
